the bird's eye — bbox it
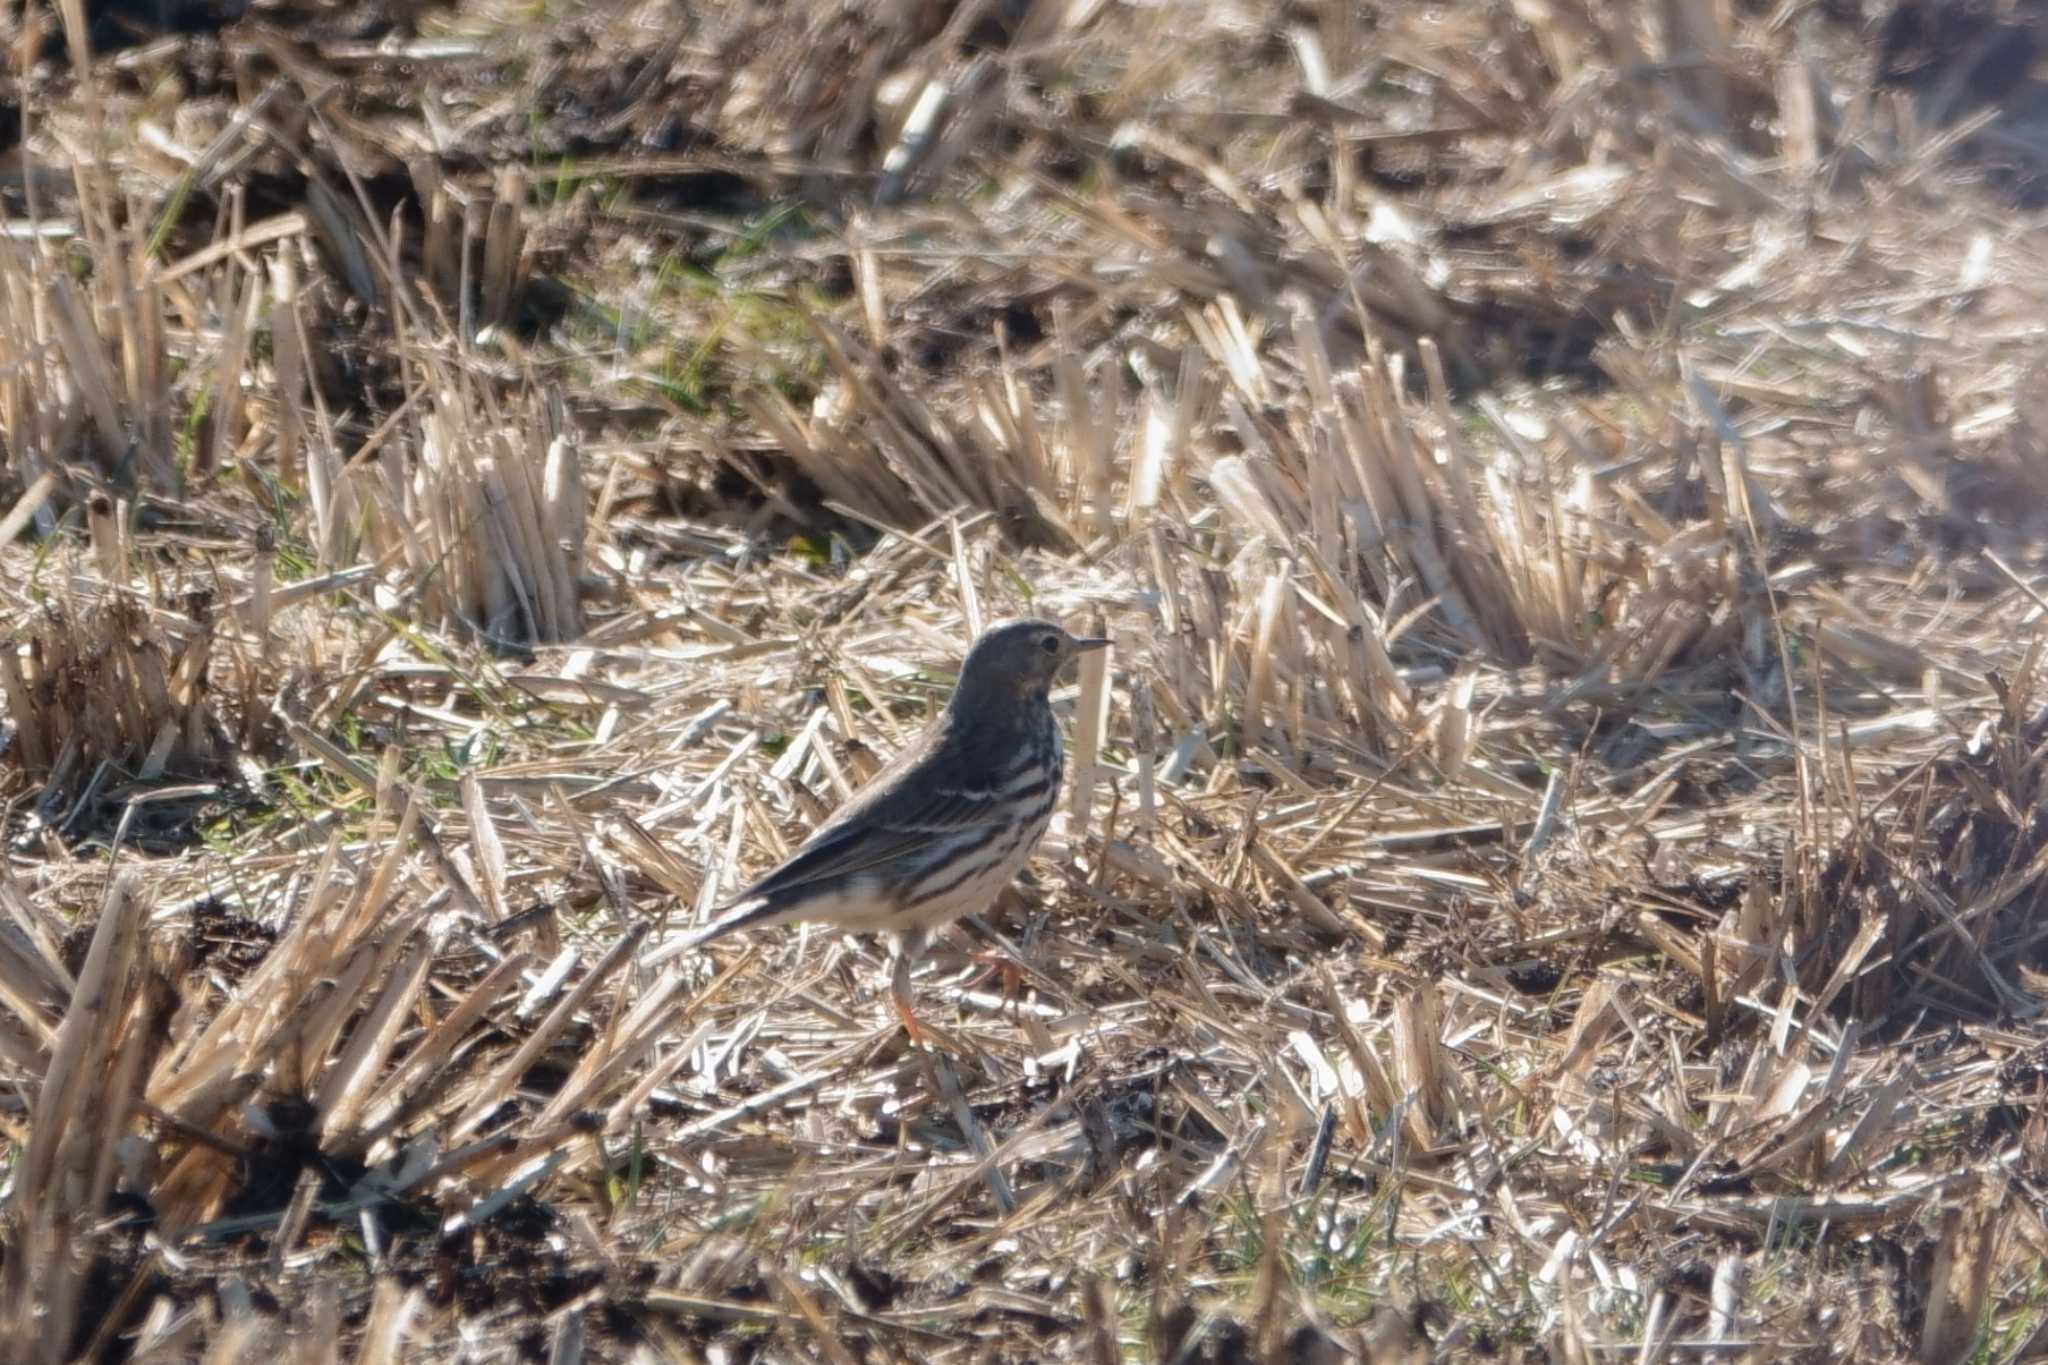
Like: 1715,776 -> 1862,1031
1040,634 -> 1061,654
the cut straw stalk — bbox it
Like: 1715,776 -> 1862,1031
1068,626 -> 1111,836
2,873 -> 151,1364
2,582 -> 229,797
356,388 -> 585,647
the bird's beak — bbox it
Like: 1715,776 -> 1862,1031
1072,636 -> 1112,653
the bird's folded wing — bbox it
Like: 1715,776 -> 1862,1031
734,781 -> 1010,903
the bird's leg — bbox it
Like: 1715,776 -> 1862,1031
890,948 -> 935,1045
888,926 -> 951,1049
953,911 -> 1035,1008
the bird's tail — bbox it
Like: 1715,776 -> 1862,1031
641,892 -> 807,971
674,894 -> 788,951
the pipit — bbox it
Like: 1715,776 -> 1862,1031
678,617 -> 1109,1040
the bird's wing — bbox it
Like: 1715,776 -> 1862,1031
732,771 -> 1012,905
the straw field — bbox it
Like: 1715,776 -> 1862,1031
4,1 -> 2048,1360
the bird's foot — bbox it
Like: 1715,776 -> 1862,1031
958,949 -> 1028,1005
890,991 -> 968,1055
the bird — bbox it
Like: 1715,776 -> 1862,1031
674,617 -> 1110,1042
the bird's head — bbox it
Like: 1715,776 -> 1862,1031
950,616 -> 1110,706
